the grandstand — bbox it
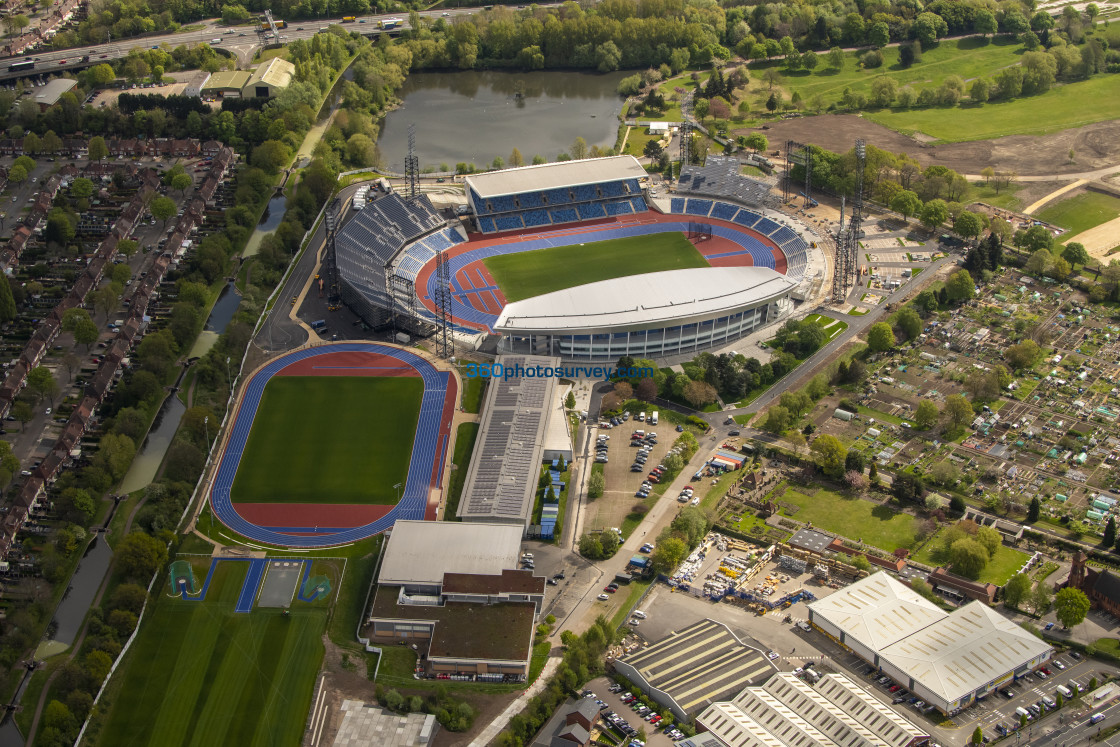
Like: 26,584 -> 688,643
676,155 -> 773,206
465,156 -> 649,234
335,192 -> 457,330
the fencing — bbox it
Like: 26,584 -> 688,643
168,559 -> 198,596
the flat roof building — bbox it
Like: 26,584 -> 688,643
181,70 -> 211,98
202,70 -> 251,97
613,619 -> 774,722
364,520 -> 544,680
457,355 -> 561,530
464,155 -> 646,200
34,78 -> 78,110
808,573 -> 1052,714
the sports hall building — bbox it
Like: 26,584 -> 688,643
332,155 -> 820,361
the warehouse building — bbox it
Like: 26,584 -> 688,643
363,521 -> 544,679
613,619 -> 774,722
692,672 -> 929,747
808,573 -> 1052,714
201,70 -> 251,98
34,78 -> 78,110
242,57 -> 294,98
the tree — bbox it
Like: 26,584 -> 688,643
845,450 -> 866,474
891,190 -> 922,219
1055,587 -> 1091,628
26,365 -> 59,405
954,211 -> 984,241
683,380 -> 718,408
1032,582 -> 1052,614
765,92 -> 779,112
565,391 -> 576,410
650,537 -> 687,574
1027,496 -> 1041,523
892,472 -> 924,503
895,308 -> 922,342
570,137 -> 588,160
150,196 -> 176,229
88,135 -> 108,164
950,538 -> 989,579
944,394 -> 973,430
744,132 -> 767,152
7,164 -> 26,184
762,406 -> 791,434
914,400 -> 939,430
171,172 -> 193,196
587,470 -> 604,500
1062,242 -> 1090,271
509,147 -> 524,168
828,46 -> 845,70
972,727 -> 984,746
944,269 -> 976,303
869,21 -> 890,49
974,8 -> 998,36
117,531 -> 168,582
0,277 -> 15,323
1003,573 -> 1032,608
73,317 -> 99,349
870,76 -> 897,108
810,434 -> 847,477
1005,340 -> 1040,371
920,199 -> 949,230
976,525 -> 1001,557
867,322 -> 896,352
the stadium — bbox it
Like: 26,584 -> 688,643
334,155 -> 824,361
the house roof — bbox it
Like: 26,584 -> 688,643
442,569 -> 545,596
1093,569 -> 1120,602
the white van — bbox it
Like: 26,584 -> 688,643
1015,706 -> 1031,721
211,38 -> 222,44
650,411 -> 659,425
1056,684 -> 1073,699
632,610 -> 647,619
638,411 -> 646,422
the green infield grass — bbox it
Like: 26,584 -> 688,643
483,232 -> 708,302
1037,191 -> 1120,237
865,74 -> 1120,142
96,561 -> 326,747
230,375 -> 422,504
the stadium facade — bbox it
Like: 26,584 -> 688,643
333,156 -> 819,360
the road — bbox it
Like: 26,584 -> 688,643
0,7 -> 547,80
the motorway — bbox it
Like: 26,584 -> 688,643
0,7 -> 538,80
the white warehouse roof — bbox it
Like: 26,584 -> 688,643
878,601 -> 1053,708
808,571 -> 946,652
377,520 -> 523,586
494,267 -> 795,335
464,155 -> 647,198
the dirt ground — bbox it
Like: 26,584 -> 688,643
747,115 -> 1120,177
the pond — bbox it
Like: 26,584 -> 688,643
377,69 -> 630,172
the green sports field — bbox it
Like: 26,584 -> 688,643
97,561 -> 326,747
483,232 -> 707,303
230,376 -> 422,504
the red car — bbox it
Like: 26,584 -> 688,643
889,685 -> 901,693
603,586 -> 617,593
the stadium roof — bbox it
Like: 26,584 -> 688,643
457,355 -> 559,526
377,520 -> 523,586
494,267 -> 795,334
464,155 -> 646,198
619,619 -> 773,715
878,601 -> 1053,707
808,571 -> 946,652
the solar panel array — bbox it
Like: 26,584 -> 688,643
459,356 -> 557,525
677,155 -> 772,206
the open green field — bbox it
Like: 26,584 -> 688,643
779,486 -> 917,552
1037,191 -> 1120,237
911,529 -> 1029,585
97,561 -> 327,747
780,37 -> 1027,111
866,74 -> 1120,142
483,233 -> 707,302
230,376 -> 422,504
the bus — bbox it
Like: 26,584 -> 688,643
341,16 -> 356,22
379,18 -> 402,29
8,61 -> 34,72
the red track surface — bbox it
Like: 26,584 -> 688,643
413,211 -> 787,326
225,348 -> 456,533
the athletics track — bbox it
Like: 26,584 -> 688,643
413,211 -> 788,333
207,343 -> 456,548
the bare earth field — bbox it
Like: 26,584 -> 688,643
752,115 -> 1120,177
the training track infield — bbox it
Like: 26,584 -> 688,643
208,343 -> 456,547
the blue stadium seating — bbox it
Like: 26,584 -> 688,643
519,192 -> 545,208
577,203 -> 606,220
734,210 -> 762,228
600,182 -> 624,197
550,207 -> 577,224
478,216 -> 496,233
495,215 -> 525,231
573,184 -> 597,202
487,195 -> 518,214
522,209 -> 551,227
545,188 -> 570,206
771,226 -> 798,244
631,197 -> 647,212
754,217 -> 780,235
711,202 -> 739,221
685,199 -> 713,217
604,200 -> 632,216
670,197 -> 685,213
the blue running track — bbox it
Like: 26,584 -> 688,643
209,343 -> 449,548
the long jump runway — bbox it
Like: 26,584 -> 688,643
208,343 -> 455,548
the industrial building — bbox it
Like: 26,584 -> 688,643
808,573 -> 1052,713
613,619 -> 774,722
201,70 -> 251,98
691,672 -> 930,747
181,70 -> 212,98
242,57 -> 295,98
34,78 -> 78,110
363,521 -> 544,679
456,355 -> 570,530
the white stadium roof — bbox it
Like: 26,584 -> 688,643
808,571 -> 945,651
464,155 -> 647,198
377,520 -> 523,586
878,601 -> 1053,707
494,267 -> 796,334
